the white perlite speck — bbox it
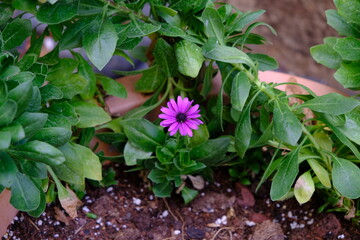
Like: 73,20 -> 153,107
337,234 -> 345,239
82,206 -> 90,213
245,220 -> 256,227
96,217 -> 102,224
37,220 -> 43,226
133,197 -> 141,205
107,187 -> 114,192
174,230 -> 181,235
162,210 -> 169,218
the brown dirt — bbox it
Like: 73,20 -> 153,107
3,164 -> 359,240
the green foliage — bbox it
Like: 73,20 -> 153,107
4,0 -> 360,219
311,3 -> 360,90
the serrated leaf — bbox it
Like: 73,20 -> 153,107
333,37 -> 360,61
334,62 -> 360,90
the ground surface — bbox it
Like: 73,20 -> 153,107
3,165 -> 359,240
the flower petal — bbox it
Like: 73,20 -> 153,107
193,119 -> 203,125
160,107 -> 177,116
168,122 -> 179,132
186,104 -> 199,115
185,120 -> 199,130
170,98 -> 178,112
179,123 -> 187,136
170,124 -> 180,136
180,97 -> 191,113
183,124 -> 193,137
159,114 -> 176,120
188,113 -> 201,119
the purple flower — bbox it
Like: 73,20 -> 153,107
159,96 -> 203,137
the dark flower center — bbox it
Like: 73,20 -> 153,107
176,113 -> 187,123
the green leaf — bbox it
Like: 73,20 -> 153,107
83,15 -> 118,70
25,86 -> 41,112
158,24 -> 185,37
0,122 -> 25,142
77,0 -> 104,16
31,127 -> 72,147
3,18 -> 32,50
189,124 -> 209,147
190,137 -> 230,166
332,156 -> 360,199
202,39 -> 254,68
175,40 -> 204,78
124,141 -> 152,166
59,18 -> 92,50
156,146 -> 174,165
234,92 -> 254,157
153,181 -> 173,197
0,152 -> 18,188
27,179 -> 46,217
334,0 -> 360,25
337,107 -> 360,145
71,101 -> 111,128
294,171 -> 315,204
334,62 -> 360,90
117,37 -> 142,50
9,140 -> 65,166
181,186 -> 198,204
202,7 -> 225,45
0,80 -> 7,106
17,53 -> 38,71
310,44 -> 342,69
302,93 -> 360,115
127,20 -> 160,38
0,99 -> 17,127
19,161 -> 47,179
228,10 -> 265,34
8,74 -> 33,117
12,0 -> 36,14
0,4 -> 13,26
326,10 -> 360,38
71,143 -> 102,181
270,148 -> 299,200
248,53 -> 278,71
45,101 -> 78,129
148,169 -> 167,183
231,72 -> 251,112
135,65 -> 166,93
10,172 -> 40,211
0,131 -> 11,149
333,37 -> 360,61
273,99 -> 302,146
98,75 -> 127,98
307,159 -> 331,188
36,0 -> 77,24
40,84 -> 63,103
54,143 -> 85,186
73,52 -> 96,100
16,112 -> 48,139
153,38 -> 178,77
121,119 -> 165,152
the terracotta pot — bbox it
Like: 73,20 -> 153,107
0,190 -> 17,237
